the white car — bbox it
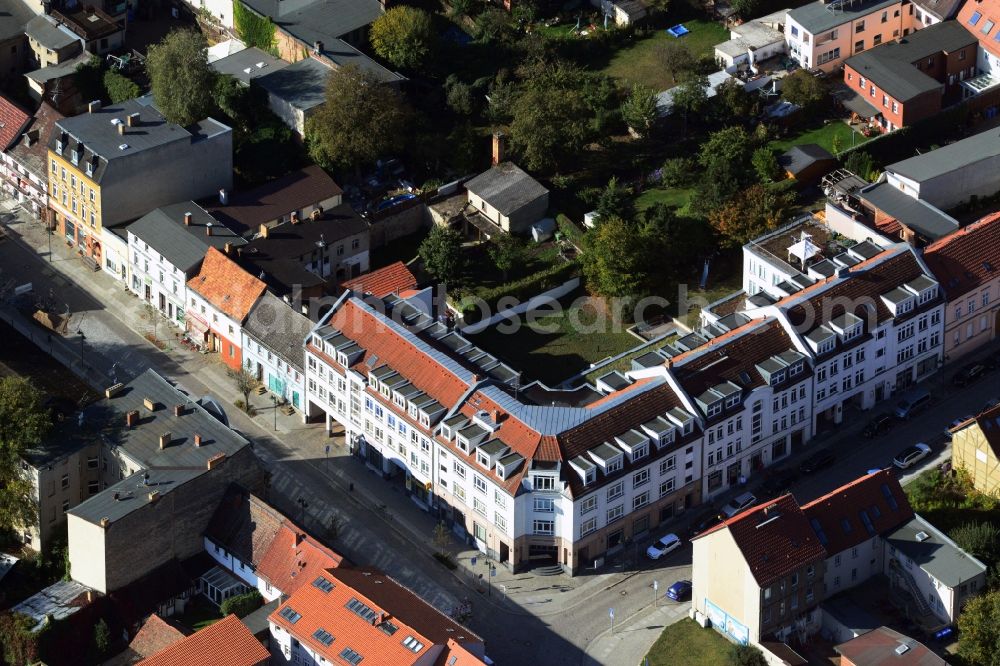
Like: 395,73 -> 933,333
646,533 -> 682,560
893,443 -> 932,470
721,492 -> 757,518
944,416 -> 975,439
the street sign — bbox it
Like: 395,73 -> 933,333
653,581 -> 658,592
325,444 -> 330,455
609,608 -> 615,620
490,568 -> 497,577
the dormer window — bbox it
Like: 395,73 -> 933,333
771,370 -> 786,386
584,467 -> 596,485
660,430 -> 675,447
788,362 -> 802,377
819,339 -> 835,354
683,421 -> 693,435
456,437 -> 469,453
707,401 -> 723,418
476,450 -> 490,468
606,456 -> 623,474
633,443 -> 648,461
725,394 -> 741,409
337,353 -> 348,366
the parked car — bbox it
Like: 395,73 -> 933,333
944,416 -> 975,439
757,470 -> 798,499
646,533 -> 682,560
688,511 -> 723,538
800,450 -> 836,474
863,413 -> 895,438
665,580 -> 692,602
952,363 -> 988,387
893,443 -> 932,469
894,388 -> 931,420
721,492 -> 757,518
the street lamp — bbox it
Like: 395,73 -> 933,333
270,394 -> 278,431
315,234 -> 327,279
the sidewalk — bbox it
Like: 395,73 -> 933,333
583,600 -> 692,666
0,205 -> 633,618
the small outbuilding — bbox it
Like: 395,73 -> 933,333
465,162 -> 549,235
779,143 -> 837,185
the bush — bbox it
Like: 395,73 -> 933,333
433,552 -> 458,569
103,70 -> 141,103
661,157 -> 697,188
459,261 -> 580,323
220,590 -> 263,618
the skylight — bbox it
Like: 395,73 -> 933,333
970,10 -> 982,25
346,598 -> 378,623
810,518 -> 828,546
313,628 -> 334,646
340,647 -> 364,665
859,509 -> 875,535
279,606 -> 301,624
312,576 -> 334,593
881,483 -> 899,510
982,19 -> 995,34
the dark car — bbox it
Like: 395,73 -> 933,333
666,580 -> 692,602
688,511 -> 723,538
952,363 -> 988,387
863,413 -> 896,438
984,351 -> 1000,371
800,450 -> 836,474
757,470 -> 798,499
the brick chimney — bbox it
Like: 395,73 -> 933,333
290,211 -> 300,224
117,122 -> 125,136
194,433 -> 203,447
259,223 -> 269,238
127,112 -> 140,127
172,404 -> 184,416
293,532 -> 306,548
159,432 -> 171,449
183,212 -> 192,226
143,397 -> 156,411
125,410 -> 139,427
105,382 -> 124,398
224,242 -> 233,256
99,517 -> 110,528
492,132 -> 505,166
148,490 -> 160,503
207,453 -> 226,470
206,222 -> 214,237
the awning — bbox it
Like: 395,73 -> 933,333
831,83 -> 879,119
187,312 -> 209,335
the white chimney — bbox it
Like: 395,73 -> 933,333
219,188 -> 228,205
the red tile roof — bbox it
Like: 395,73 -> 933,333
699,494 -> 827,587
781,247 -> 928,328
205,486 -> 284,572
436,639 -> 488,666
7,102 -> 63,180
342,261 -> 418,298
323,299 -> 473,408
137,614 -> 269,666
801,470 -> 913,555
959,0 -> 1000,59
127,614 -> 186,661
0,94 -> 31,152
835,625 -> 946,665
256,519 -> 343,596
671,318 -> 799,399
270,567 -> 484,666
187,247 -> 267,323
923,211 -> 1000,300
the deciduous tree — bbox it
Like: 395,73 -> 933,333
0,377 -> 50,535
654,42 -> 697,84
146,29 -> 216,126
621,84 -> 659,138
781,70 -> 828,108
306,65 -> 411,173
752,147 -> 782,183
694,125 -> 757,212
103,70 -> 140,103
419,225 -> 465,284
595,177 -> 635,223
229,367 -> 258,411
582,215 -> 649,299
708,183 -> 795,248
370,6 -> 437,71
488,234 -> 525,282
959,589 -> 1000,666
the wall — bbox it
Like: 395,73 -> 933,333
97,447 -> 266,592
843,66 -> 941,132
0,34 -> 28,87
100,226 -> 128,282
821,539 -> 883,597
902,155 -> 1000,210
823,203 -> 894,246
368,201 -> 427,249
29,442 -> 104,552
242,333 -> 306,410
67,513 -> 107,592
507,193 -> 549,235
126,230 -> 190,328
692,527 -> 762,642
786,1 -> 910,72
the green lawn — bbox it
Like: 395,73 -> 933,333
467,294 -> 640,386
584,334 -> 677,383
600,20 -> 729,90
176,597 -> 223,632
644,619 -> 735,666
635,187 -> 695,215
768,120 -> 868,155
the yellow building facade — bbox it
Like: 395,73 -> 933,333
47,147 -> 103,266
951,408 -> 1000,494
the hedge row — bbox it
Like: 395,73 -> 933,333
460,260 -> 580,323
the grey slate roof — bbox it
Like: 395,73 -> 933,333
887,128 -> 1000,182
50,97 -> 231,185
884,514 -> 986,587
0,0 -> 34,41
844,22 -> 975,102
788,0 -> 900,35
465,162 -> 549,217
243,292 -> 313,371
860,181 -> 959,240
126,202 -> 245,273
209,46 -> 289,85
11,580 -> 94,632
24,52 -> 92,85
25,15 -> 80,51
780,144 -> 836,176
69,467 -> 204,525
912,0 -> 964,20
255,57 -> 331,111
